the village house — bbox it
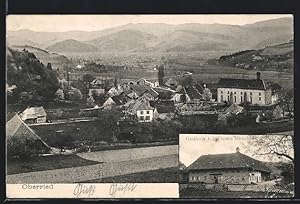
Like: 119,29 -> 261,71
7,114 -> 52,156
187,147 -> 271,184
102,92 -> 131,109
129,84 -> 159,101
165,78 -> 179,89
89,79 -> 105,96
150,100 -> 176,120
171,87 -> 191,103
217,72 -> 272,106
123,98 -> 155,122
218,103 -> 245,124
136,78 -> 155,87
19,106 -> 47,124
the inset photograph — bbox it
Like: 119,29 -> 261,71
179,134 -> 294,198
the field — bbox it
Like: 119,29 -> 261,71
7,155 -> 99,175
31,120 -> 114,147
84,167 -> 178,183
170,64 -> 293,89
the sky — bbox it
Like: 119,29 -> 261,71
179,134 -> 293,167
6,14 -> 292,32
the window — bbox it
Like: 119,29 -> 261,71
221,95 -> 223,102
198,176 -> 201,180
139,116 -> 144,121
146,110 -> 150,114
221,91 -> 223,94
227,96 -> 230,101
259,92 -> 261,96
241,92 -> 243,95
227,91 -> 229,94
259,97 -> 261,101
234,96 -> 236,103
140,111 -> 144,115
250,96 -> 253,103
145,116 -> 150,120
250,92 -> 252,95
241,96 -> 243,103
234,92 -> 236,94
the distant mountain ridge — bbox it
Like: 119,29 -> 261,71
47,39 -> 98,52
7,17 -> 293,53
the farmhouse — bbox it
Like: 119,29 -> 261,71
7,114 -> 52,157
124,98 -> 155,122
20,106 -> 47,124
217,72 -> 272,106
129,84 -> 159,101
187,148 -> 271,184
102,93 -> 131,109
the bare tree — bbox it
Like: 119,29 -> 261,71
245,134 -> 294,162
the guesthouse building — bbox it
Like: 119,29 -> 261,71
187,148 -> 271,184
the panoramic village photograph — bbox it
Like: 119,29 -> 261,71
179,134 -> 294,198
6,15 -> 294,186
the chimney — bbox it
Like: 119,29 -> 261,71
236,147 -> 240,153
256,72 -> 261,80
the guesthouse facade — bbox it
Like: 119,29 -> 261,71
187,148 -> 271,184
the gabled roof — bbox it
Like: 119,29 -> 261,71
6,114 -> 51,151
224,104 -> 244,115
149,100 -> 175,113
217,78 -> 266,90
136,78 -> 154,86
124,98 -> 154,112
111,93 -> 131,106
165,78 -> 179,87
20,106 -> 46,120
187,152 -> 271,173
129,84 -> 159,98
185,86 -> 203,100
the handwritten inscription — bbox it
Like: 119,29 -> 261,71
109,183 -> 138,197
73,183 -> 96,198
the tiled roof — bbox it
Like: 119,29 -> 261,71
111,93 -> 131,106
217,78 -> 266,90
6,114 -> 51,150
185,86 -> 203,100
224,104 -> 244,115
149,100 -> 175,113
124,98 -> 154,112
129,84 -> 159,98
187,152 -> 271,173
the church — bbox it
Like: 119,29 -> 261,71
217,72 -> 273,106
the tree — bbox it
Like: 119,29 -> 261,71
82,74 -> 95,83
278,88 -> 294,117
86,95 -> 96,107
55,88 -> 65,100
202,87 -> 212,101
158,64 -> 165,86
246,134 -> 294,162
68,87 -> 83,102
46,62 -> 52,70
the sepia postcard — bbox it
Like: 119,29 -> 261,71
179,134 -> 294,198
5,14 -> 294,198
